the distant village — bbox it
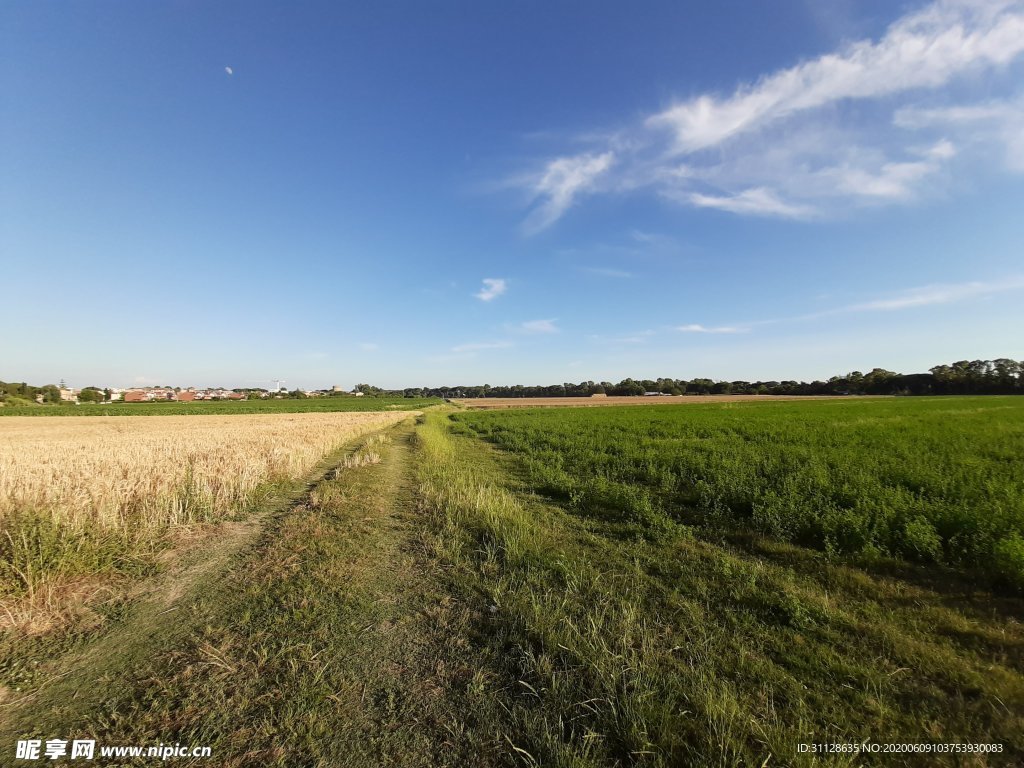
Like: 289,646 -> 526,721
51,385 -> 361,404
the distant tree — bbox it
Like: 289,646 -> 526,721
991,359 -> 1020,392
612,378 -> 645,396
688,378 -> 714,395
863,368 -> 898,394
78,387 -> 103,403
40,384 -> 62,403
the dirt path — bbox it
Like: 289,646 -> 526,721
1,419 -> 508,766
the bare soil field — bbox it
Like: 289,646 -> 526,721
451,394 -> 887,410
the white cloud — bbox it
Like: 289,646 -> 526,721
522,151 -> 614,232
519,319 -> 559,334
927,139 -> 958,160
686,187 -> 814,217
732,275 -> 1024,329
630,229 -> 669,245
510,0 -> 1024,224
582,267 -> 632,278
895,97 -> 1024,170
847,277 -> 1024,311
225,66 -> 233,76
676,324 -> 746,334
587,330 -> 655,346
823,140 -> 956,199
358,342 -> 379,351
895,100 -> 1017,127
475,278 -> 507,301
646,0 -> 1024,153
451,341 -> 514,353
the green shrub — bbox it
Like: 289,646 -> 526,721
992,533 -> 1024,590
901,517 -> 943,562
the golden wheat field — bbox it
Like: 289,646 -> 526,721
0,411 -> 411,534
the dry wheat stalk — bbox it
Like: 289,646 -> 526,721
0,412 -> 411,534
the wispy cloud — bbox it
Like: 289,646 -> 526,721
686,188 -> 815,218
518,318 -> 559,334
646,1 -> 1024,153
676,324 -> 746,334
451,341 -> 514,353
699,276 -> 1024,331
845,276 -> 1024,312
894,97 -> 1024,171
563,230 -> 686,275
510,0 -> 1024,226
475,278 -> 507,301
522,151 -> 615,233
581,267 -> 632,278
357,342 -> 379,351
587,330 -> 655,346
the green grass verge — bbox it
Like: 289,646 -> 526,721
416,410 -> 1024,766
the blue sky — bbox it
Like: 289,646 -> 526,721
2,0 -> 1023,389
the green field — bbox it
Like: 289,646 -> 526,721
452,396 -> 1024,586
424,398 -> 1024,763
0,396 -> 440,416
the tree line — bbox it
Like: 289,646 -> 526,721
0,382 -> 114,404
352,359 -> 1024,399
4,359 -> 1022,405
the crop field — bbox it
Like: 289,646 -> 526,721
427,397 -> 1024,762
451,394 -> 872,409
0,396 -> 439,417
452,396 -> 1024,583
0,411 -> 412,632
